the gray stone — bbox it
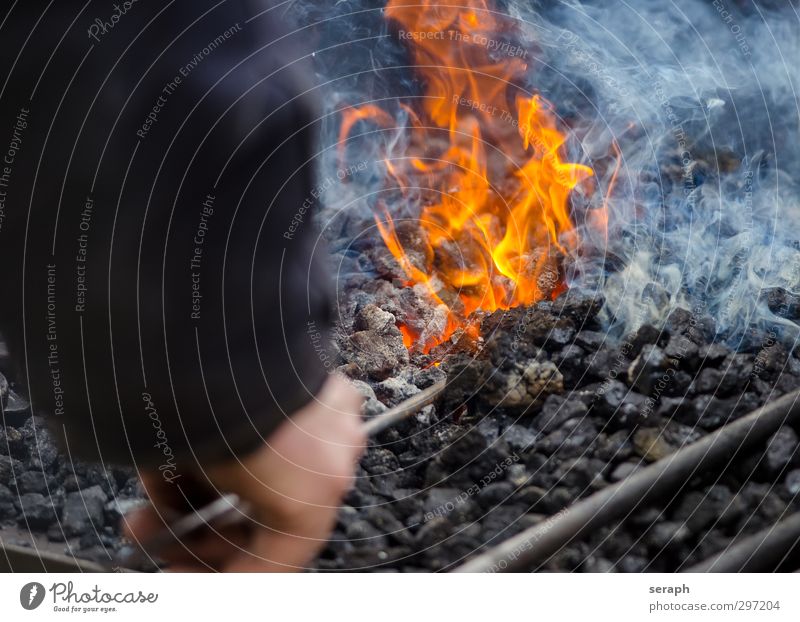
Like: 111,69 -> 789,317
502,424 -> 537,451
0,455 -> 22,482
0,371 -> 7,407
16,493 -> 60,529
535,394 -> 589,433
61,486 -> 108,537
374,376 -> 420,405
765,426 -> 799,475
0,483 -> 16,521
784,469 -> 800,495
487,360 -> 563,410
16,471 -> 50,495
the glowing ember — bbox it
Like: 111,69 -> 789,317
341,0 -> 594,352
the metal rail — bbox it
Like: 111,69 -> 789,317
684,512 -> 800,572
0,542 -> 107,573
454,388 -> 800,572
5,379 -> 450,573
6,382 -> 798,573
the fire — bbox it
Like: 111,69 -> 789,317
341,0 -> 594,352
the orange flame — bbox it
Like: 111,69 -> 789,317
341,0 -> 595,352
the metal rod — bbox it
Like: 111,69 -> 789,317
362,379 -> 447,436
454,388 -> 800,573
684,512 -> 800,572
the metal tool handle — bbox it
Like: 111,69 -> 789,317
362,379 -> 446,435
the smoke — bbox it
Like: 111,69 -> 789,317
290,0 -> 800,349
523,0 -> 800,350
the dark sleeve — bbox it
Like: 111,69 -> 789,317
0,1 -> 333,470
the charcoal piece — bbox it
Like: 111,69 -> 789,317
501,424 -> 538,452
752,343 -> 789,380
664,371 -> 693,397
594,430 -> 635,462
648,521 -> 692,549
761,287 -> 800,320
483,360 -> 563,411
633,422 -> 701,462
736,483 -> 788,531
440,352 -> 488,414
374,376 -> 420,405
411,364 -> 446,389
550,457 -> 607,489
534,394 -> 589,433
720,353 -> 754,384
632,428 -> 674,462
0,371 -> 7,408
350,379 -> 387,418
477,482 -> 515,510
339,305 -> 409,380
503,463 -> 529,488
66,463 -> 118,497
664,335 -> 699,366
784,469 -> 800,495
344,519 -> 389,550
534,487 -> 574,514
413,516 -> 452,549
665,307 -> 715,345
369,470 -> 402,497
592,381 -> 649,428
2,389 -> 31,427
626,324 -> 665,358
550,291 -> 604,325
0,426 -> 26,460
16,493 -> 60,529
627,344 -> 669,392
24,427 -> 60,473
551,343 -> 587,386
352,302 -> 403,333
617,556 -> 649,572
15,471 -> 51,495
480,306 -> 575,363
672,486 -> 735,531
361,448 -> 400,474
691,368 -> 729,395
0,338 -> 10,376
0,455 -> 23,482
698,342 -> 729,367
575,330 -> 606,351
773,371 -> 800,395
0,483 -> 16,521
537,418 -> 599,459
764,426 -> 799,475
513,485 -> 547,507
582,557 -> 617,573
585,348 -> 618,382
61,486 -> 108,537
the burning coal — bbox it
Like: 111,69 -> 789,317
336,0 -> 596,351
302,0 -> 800,353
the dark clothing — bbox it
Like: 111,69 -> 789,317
0,1 -> 332,469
